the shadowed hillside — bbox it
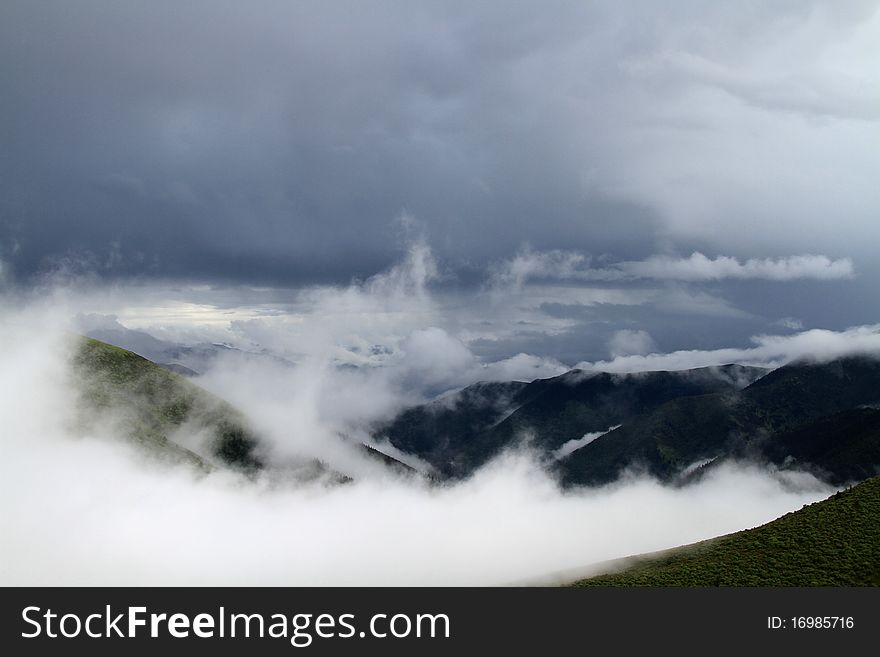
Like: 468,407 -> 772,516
376,365 -> 766,479
559,356 -> 880,486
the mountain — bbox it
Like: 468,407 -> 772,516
76,335 -> 880,490
374,365 -> 767,479
371,380 -> 527,478
73,337 -> 413,479
571,475 -> 880,586
75,313 -> 292,375
759,407 -> 880,485
159,362 -> 200,377
558,356 -> 880,486
373,355 -> 880,487
74,337 -> 264,471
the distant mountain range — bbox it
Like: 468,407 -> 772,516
373,357 -> 880,487
558,356 -> 880,487
73,335 -> 880,491
372,365 -> 766,478
70,336 -> 880,586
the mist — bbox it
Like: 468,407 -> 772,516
0,285 -> 838,586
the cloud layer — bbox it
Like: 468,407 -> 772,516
578,324 -> 880,373
0,294 -> 835,586
617,253 -> 855,282
492,248 -> 855,285
54,238 -> 877,387
2,1 -> 877,286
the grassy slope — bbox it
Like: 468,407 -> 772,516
73,337 -> 263,471
73,336 -> 408,480
572,475 -> 880,587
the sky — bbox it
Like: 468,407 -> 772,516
2,0 -> 879,364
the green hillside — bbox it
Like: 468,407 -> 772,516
761,408 -> 880,485
72,336 -> 410,479
73,337 -> 263,471
572,475 -> 880,586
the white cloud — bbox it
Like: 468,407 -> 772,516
479,352 -> 569,383
489,246 -> 589,289
588,4 -> 880,256
608,330 -> 657,358
553,425 -> 621,460
492,249 -> 854,285
578,324 -> 880,373
397,327 -> 477,389
365,233 -> 439,299
617,252 -> 855,282
0,304 -> 831,585
0,278 -> 847,586
773,317 -> 805,331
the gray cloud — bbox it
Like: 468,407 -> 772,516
2,1 -> 877,288
2,1 -> 877,361
608,329 -> 656,358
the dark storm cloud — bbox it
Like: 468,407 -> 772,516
1,1 -> 877,306
0,0 -> 659,284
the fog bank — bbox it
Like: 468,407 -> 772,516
0,299 -> 834,586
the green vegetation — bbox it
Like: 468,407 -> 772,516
762,408 -> 880,485
73,337 -> 263,471
572,475 -> 880,586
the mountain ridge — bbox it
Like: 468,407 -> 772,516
559,355 -> 880,486
375,363 -> 769,479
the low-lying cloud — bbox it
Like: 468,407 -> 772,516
578,324 -> 880,374
492,247 -> 854,286
608,330 -> 657,358
552,426 -> 621,461
618,252 -> 855,282
0,282 -> 846,586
